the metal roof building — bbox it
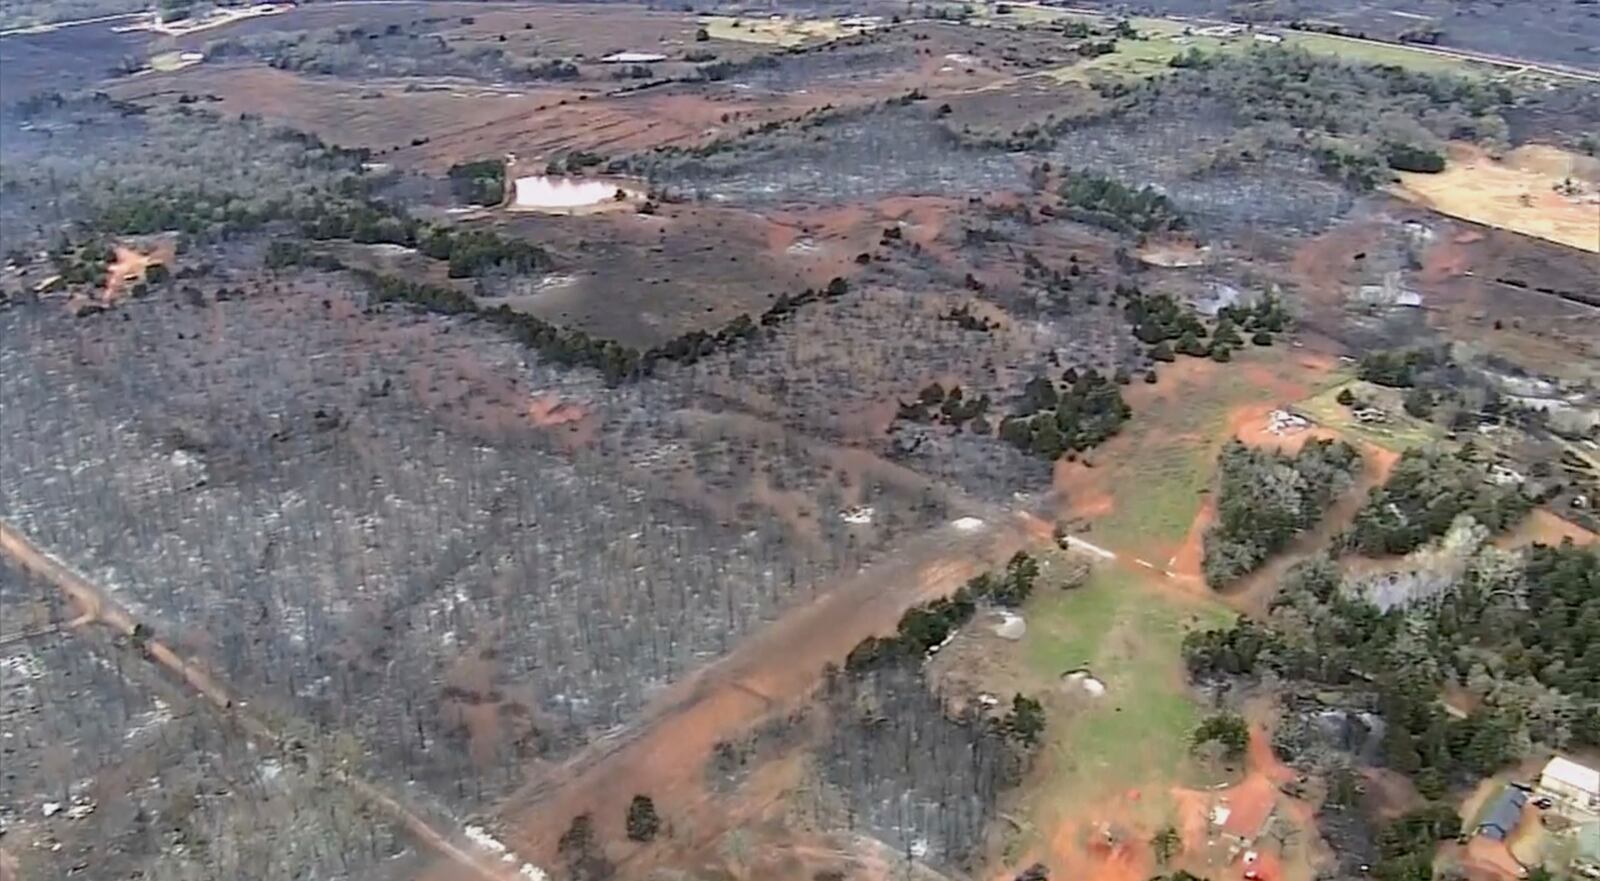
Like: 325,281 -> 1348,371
1476,786 -> 1528,841
1541,757 -> 1600,819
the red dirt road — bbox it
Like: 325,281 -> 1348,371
413,512 -> 1048,880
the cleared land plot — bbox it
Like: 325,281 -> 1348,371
1389,144 -> 1600,253
1055,349 -> 1344,554
698,14 -> 865,47
479,203 -> 835,348
1297,379 -> 1445,453
1041,14 -> 1486,84
997,550 -> 1233,877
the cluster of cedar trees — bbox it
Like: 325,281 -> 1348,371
1202,438 -> 1363,587
270,242 -> 850,385
1129,287 -> 1289,363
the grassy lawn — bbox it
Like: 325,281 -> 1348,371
1040,16 -> 1484,84
1298,379 -> 1444,453
1082,360 -> 1279,549
698,15 -> 856,47
1022,565 -> 1234,791
1280,30 -> 1485,75
1089,424 -> 1217,549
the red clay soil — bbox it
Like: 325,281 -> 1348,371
1494,507 -> 1598,549
1168,497 -> 1213,581
412,516 -> 1044,881
1012,723 -> 1317,881
1460,836 -> 1527,881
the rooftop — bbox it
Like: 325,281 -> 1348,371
1543,757 -> 1600,795
1476,786 -> 1528,841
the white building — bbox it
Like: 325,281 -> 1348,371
1540,757 -> 1600,820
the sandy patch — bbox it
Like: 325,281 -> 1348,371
1388,143 -> 1600,253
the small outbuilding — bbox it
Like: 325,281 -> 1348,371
1476,786 -> 1528,841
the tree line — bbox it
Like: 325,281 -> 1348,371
308,261 -> 851,385
845,552 -> 1041,671
1342,445 -> 1531,556
1203,438 -> 1362,587
1187,538 -> 1600,792
997,368 -> 1132,460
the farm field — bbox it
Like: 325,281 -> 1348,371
1,2 -> 1598,881
1389,144 -> 1600,253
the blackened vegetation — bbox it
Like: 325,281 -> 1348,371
997,369 -> 1131,461
896,383 -> 993,432
557,814 -> 614,881
202,24 -> 574,84
1112,46 -> 1514,190
1056,168 -> 1185,234
823,554 -> 1045,868
1203,439 -> 1362,587
1342,446 -> 1530,556
941,302 -> 1000,332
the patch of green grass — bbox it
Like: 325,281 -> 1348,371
1082,365 -> 1258,549
1040,15 -> 1485,84
1298,379 -> 1443,453
1280,31 -> 1484,75
1023,567 -> 1232,788
1089,425 -> 1215,548
1044,32 -> 1236,84
698,15 -> 855,47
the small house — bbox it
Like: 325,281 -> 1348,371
1476,786 -> 1528,841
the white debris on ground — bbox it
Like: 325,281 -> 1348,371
465,825 -> 549,881
123,697 -> 174,743
1266,409 -> 1310,435
951,516 -> 985,531
40,797 -> 94,821
978,693 -> 1001,707
1060,534 -> 1116,560
1063,670 -> 1107,697
600,51 -> 668,63
840,505 -> 875,525
991,610 -> 1027,641
1489,464 -> 1526,486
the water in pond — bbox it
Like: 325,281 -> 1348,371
511,176 -> 639,210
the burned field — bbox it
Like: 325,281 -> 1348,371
3,3 -> 1599,881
